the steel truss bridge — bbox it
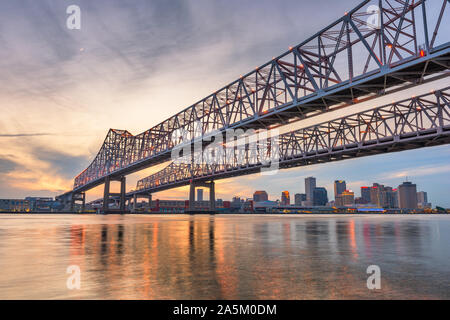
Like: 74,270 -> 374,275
58,0 -> 450,212
134,87 -> 450,194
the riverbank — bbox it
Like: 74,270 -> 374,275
0,211 -> 448,216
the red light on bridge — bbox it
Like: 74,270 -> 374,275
420,49 -> 426,57
387,44 -> 393,49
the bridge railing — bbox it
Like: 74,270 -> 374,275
75,0 -> 450,190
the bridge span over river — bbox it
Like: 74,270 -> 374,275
57,0 -> 450,212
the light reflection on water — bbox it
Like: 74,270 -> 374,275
0,214 -> 449,299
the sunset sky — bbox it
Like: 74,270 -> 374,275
1,0 -> 449,206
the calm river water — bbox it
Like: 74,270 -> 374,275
0,214 -> 449,299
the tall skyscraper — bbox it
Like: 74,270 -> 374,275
398,181 -> 418,209
361,186 -> 371,204
417,191 -> 428,204
368,183 -> 398,208
334,180 -> 346,199
370,183 -> 383,206
294,193 -> 306,206
383,186 -> 398,208
305,177 -> 316,202
197,189 -> 203,201
281,191 -> 290,206
313,187 -> 328,206
417,191 -> 430,208
253,190 -> 269,202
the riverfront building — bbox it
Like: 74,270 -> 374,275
294,193 -> 306,206
305,177 -> 316,204
335,190 -> 355,206
398,181 -> 418,209
281,191 -> 290,206
253,191 -> 269,202
313,187 -> 328,206
334,180 -> 346,199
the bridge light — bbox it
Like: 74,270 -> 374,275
299,64 -> 304,69
289,46 -> 293,51
419,49 -> 426,57
344,11 -> 348,15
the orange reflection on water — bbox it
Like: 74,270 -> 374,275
0,214 -> 447,299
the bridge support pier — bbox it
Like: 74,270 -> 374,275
102,176 -> 127,213
189,182 -> 195,211
70,192 -> 86,212
132,194 -> 137,212
81,193 -> 85,212
209,181 -> 215,211
120,176 -> 126,213
147,193 -> 152,212
103,176 -> 110,213
129,192 -> 151,213
188,180 -> 215,213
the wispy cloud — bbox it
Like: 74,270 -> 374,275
0,156 -> 17,173
381,164 -> 450,180
30,146 -> 89,179
0,133 -> 54,137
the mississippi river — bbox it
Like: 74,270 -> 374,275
0,214 -> 449,299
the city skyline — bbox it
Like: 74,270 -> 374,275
0,0 -> 449,207
247,177 -> 428,209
